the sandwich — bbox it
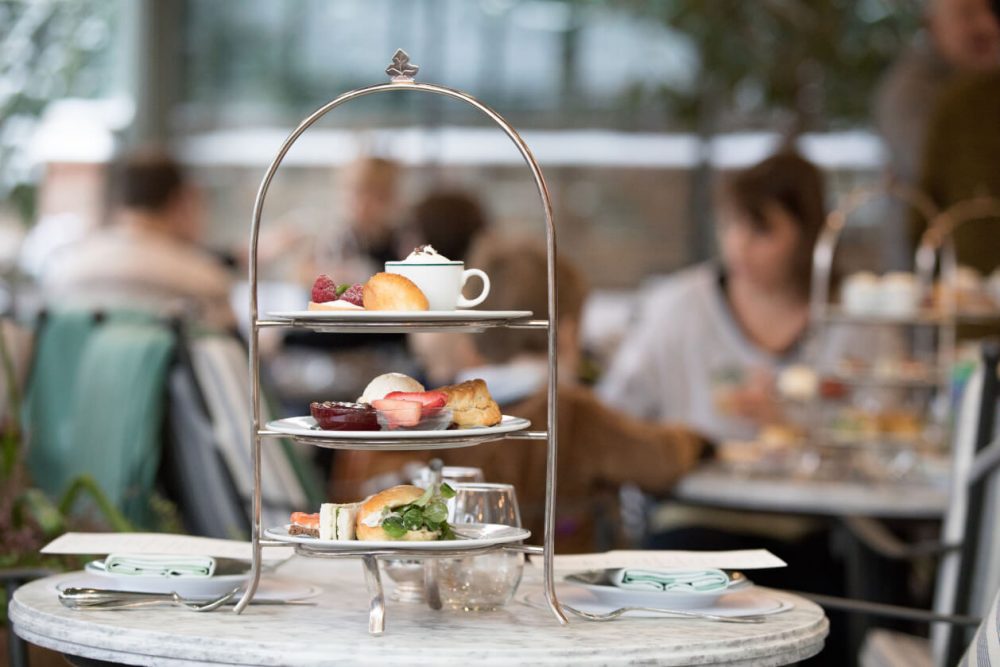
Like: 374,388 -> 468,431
356,484 -> 456,541
288,502 -> 359,540
320,502 -> 359,540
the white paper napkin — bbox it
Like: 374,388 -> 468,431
551,549 -> 786,572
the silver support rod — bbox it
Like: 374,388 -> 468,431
362,556 -> 386,635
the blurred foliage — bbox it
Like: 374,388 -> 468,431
613,0 -> 924,132
0,0 -> 117,223
1,322 -> 181,627
179,0 -> 922,133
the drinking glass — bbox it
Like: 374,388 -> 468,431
383,467 -> 486,602
438,483 -> 524,611
411,466 -> 485,488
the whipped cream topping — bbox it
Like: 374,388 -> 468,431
315,300 -> 364,310
401,244 -> 451,263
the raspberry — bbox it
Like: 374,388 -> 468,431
311,274 -> 339,303
340,283 -> 364,307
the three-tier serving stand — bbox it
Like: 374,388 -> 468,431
233,50 -> 567,634
807,184 -> 1000,462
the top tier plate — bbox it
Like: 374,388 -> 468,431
264,309 -> 536,333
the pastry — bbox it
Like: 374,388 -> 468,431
358,373 -> 425,404
841,271 -> 881,314
356,485 -> 454,541
362,272 -> 429,311
880,272 -> 920,317
777,365 -> 818,401
437,378 -> 502,427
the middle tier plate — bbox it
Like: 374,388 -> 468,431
264,414 -> 532,450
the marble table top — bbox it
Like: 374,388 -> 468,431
11,556 -> 827,666
675,467 -> 948,519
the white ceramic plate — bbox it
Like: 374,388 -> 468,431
268,309 -> 532,321
526,586 -> 791,617
563,571 -> 753,610
264,522 -> 530,551
265,415 -> 531,440
80,561 -> 250,598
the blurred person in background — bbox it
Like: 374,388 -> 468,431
309,155 -> 403,285
333,239 -> 707,553
874,0 -> 1000,268
875,0 -> 1000,187
41,149 -> 234,328
405,189 -> 491,387
397,189 -> 489,262
598,151 -> 825,445
914,0 -> 1000,274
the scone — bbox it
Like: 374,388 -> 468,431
437,378 -> 502,427
362,273 -> 429,311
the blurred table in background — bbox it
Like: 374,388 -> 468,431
675,465 -> 948,519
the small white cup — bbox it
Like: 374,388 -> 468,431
384,261 -> 490,311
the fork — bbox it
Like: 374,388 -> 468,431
560,603 -> 765,624
59,586 -> 242,612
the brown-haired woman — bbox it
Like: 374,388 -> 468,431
599,151 -> 827,443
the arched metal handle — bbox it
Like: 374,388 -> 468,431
809,180 -> 939,321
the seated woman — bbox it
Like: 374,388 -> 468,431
42,150 -> 234,329
332,238 -> 707,553
598,151 -> 826,443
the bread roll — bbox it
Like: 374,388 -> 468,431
362,273 -> 429,311
355,485 -> 440,541
438,378 -> 502,427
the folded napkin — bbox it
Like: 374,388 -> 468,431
104,554 -> 216,578
611,568 -> 729,593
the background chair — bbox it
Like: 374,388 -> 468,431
835,343 -> 1000,667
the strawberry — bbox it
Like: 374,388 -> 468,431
372,398 -> 423,428
383,390 -> 446,411
311,274 -> 340,303
340,283 -> 364,307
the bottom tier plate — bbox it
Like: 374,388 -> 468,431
264,523 -> 529,551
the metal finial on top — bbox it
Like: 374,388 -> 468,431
386,49 -> 419,82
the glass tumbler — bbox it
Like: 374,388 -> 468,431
438,483 -> 525,611
383,467 -> 487,602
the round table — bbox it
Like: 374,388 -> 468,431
675,467 -> 949,519
11,557 -> 828,666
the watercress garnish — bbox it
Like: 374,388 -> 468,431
378,483 -> 456,540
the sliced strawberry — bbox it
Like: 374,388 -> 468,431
383,390 -> 446,410
311,274 -> 340,303
372,398 -> 423,428
340,283 -> 364,307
